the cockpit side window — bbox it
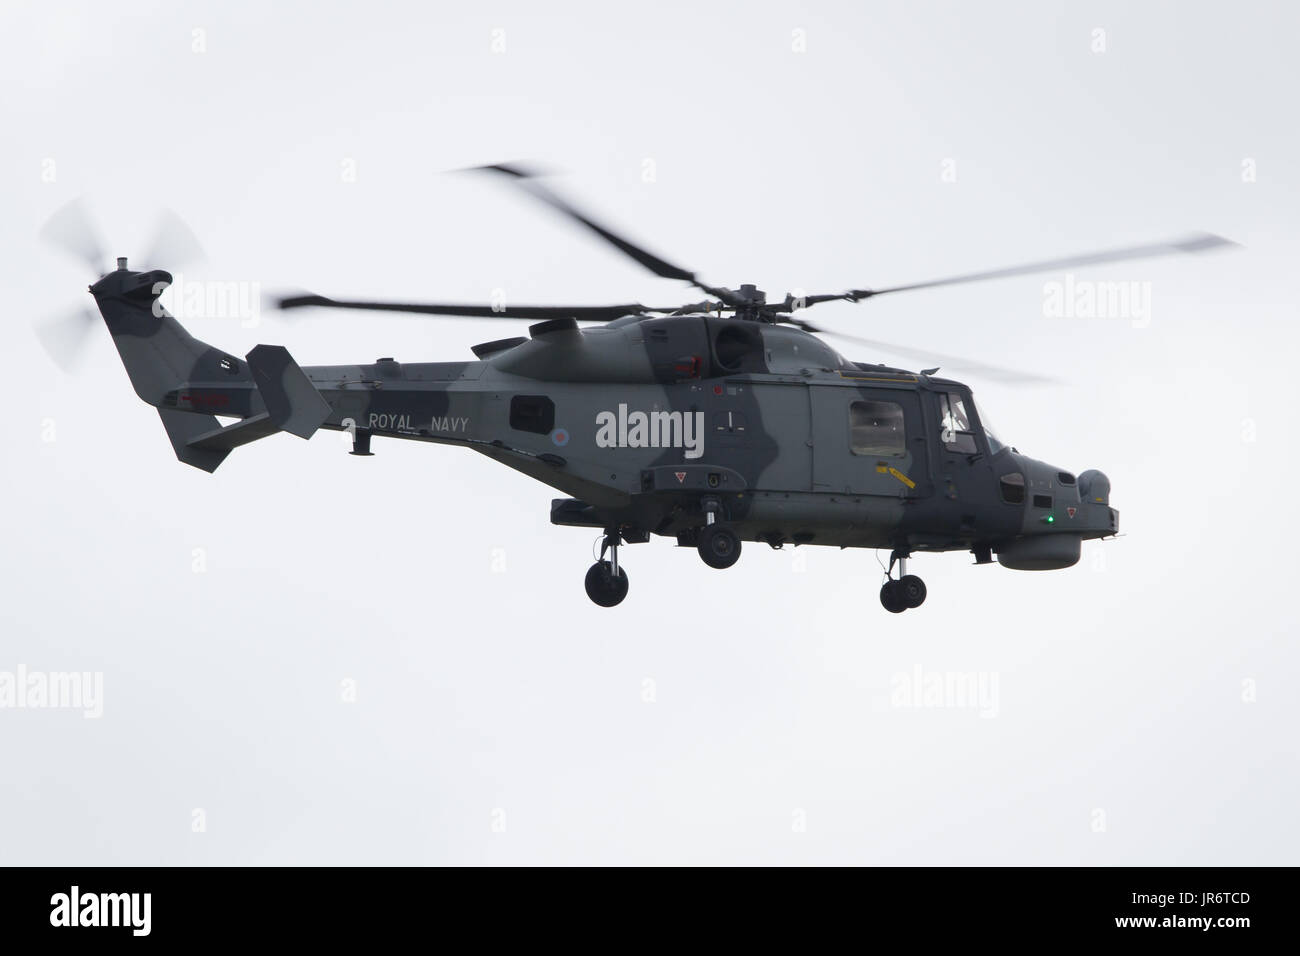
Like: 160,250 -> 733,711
939,392 -> 978,454
1000,472 -> 1026,504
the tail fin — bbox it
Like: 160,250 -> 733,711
245,344 -> 332,439
89,263 -> 332,473
89,263 -> 250,406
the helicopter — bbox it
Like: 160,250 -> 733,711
43,165 -> 1234,609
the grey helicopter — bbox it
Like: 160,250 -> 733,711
40,165 -> 1233,609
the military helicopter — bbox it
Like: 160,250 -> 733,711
42,166 -> 1234,609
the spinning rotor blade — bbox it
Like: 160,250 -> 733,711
145,208 -> 206,271
278,293 -> 668,323
41,200 -> 206,275
39,202 -> 209,373
819,233 -> 1237,304
39,198 -> 107,276
472,164 -> 741,305
784,317 -> 1059,385
34,306 -> 99,372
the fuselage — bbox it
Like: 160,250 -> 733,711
161,313 -> 1117,562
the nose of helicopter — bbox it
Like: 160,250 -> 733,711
1076,469 -> 1119,536
994,459 -> 1118,569
1019,461 -> 1117,535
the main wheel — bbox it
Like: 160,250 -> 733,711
898,574 -> 927,608
697,524 -> 742,569
880,580 -> 908,614
584,560 -> 629,607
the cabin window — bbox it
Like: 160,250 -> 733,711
939,392 -> 979,454
510,395 -> 554,435
849,400 -> 905,457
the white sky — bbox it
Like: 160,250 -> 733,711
1,0 -> 1296,864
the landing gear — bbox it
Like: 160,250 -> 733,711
585,561 -> 629,607
899,575 -> 926,607
585,529 -> 630,607
879,551 -> 926,613
695,499 -> 742,569
697,524 -> 741,569
880,580 -> 908,614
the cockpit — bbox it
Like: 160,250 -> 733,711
938,389 -> 1007,455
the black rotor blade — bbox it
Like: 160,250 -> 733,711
472,164 -> 740,305
39,198 -> 107,276
837,233 -> 1237,302
777,292 -> 858,310
278,293 -> 662,323
783,317 -> 1059,385
672,299 -> 730,315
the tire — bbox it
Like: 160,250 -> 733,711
697,524 -> 742,569
899,574 -> 927,608
584,560 -> 629,607
880,580 -> 908,613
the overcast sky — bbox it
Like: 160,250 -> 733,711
1,0 -> 1296,864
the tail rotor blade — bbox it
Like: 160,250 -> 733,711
145,209 -> 205,271
34,306 -> 99,373
39,198 -> 107,276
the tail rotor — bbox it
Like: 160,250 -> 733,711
38,197 -> 107,277
36,200 -> 206,371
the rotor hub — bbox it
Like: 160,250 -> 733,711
728,283 -> 771,322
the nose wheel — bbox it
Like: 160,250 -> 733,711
585,560 -> 629,607
880,551 -> 926,613
697,523 -> 742,569
585,530 -> 630,607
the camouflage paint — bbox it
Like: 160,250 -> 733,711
90,265 -> 1118,566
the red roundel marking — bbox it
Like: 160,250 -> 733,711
713,385 -> 723,395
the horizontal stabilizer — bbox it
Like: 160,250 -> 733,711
246,344 -> 331,439
187,412 -> 281,453
158,408 -> 231,473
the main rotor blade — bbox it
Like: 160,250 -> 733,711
145,209 -> 206,271
277,293 -> 658,323
472,163 -> 740,304
839,233 -> 1237,302
39,198 -> 107,276
784,317 -> 1058,385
